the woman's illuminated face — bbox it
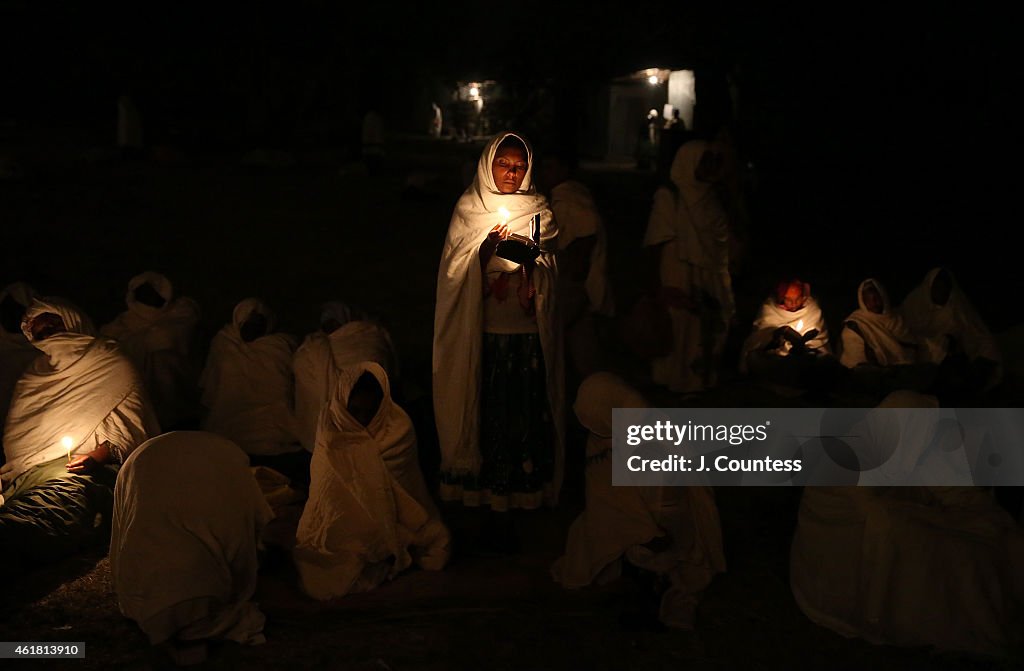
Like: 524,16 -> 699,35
781,283 -> 807,312
491,144 -> 528,194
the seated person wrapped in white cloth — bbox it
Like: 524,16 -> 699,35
294,361 -> 450,600
0,282 -> 40,440
0,297 -> 158,563
791,393 -> 1024,657
201,298 -> 299,457
899,267 -> 1002,390
101,271 -> 201,428
111,431 -> 274,648
552,373 -> 725,630
293,302 -> 398,452
839,278 -> 933,368
740,278 -> 830,375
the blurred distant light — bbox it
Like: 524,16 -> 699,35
648,75 -> 659,85
469,86 -> 480,97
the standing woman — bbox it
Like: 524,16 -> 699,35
433,132 -> 564,541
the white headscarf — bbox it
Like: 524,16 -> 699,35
432,132 -> 565,498
668,141 -> 730,272
101,272 -> 200,353
900,267 -> 1000,363
842,279 -> 917,367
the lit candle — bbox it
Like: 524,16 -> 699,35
795,319 -> 804,334
497,207 -> 510,226
61,435 -> 74,462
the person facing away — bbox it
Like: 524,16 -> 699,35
642,140 -> 735,395
538,146 -> 613,381
899,267 -> 1002,391
0,282 -> 40,442
294,362 -> 450,600
101,271 -> 201,429
552,373 -> 725,630
0,297 -> 159,565
200,298 -> 299,459
293,301 -> 398,452
110,431 -> 274,662
740,278 -> 830,373
433,131 -> 565,520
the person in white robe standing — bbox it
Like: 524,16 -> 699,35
201,298 -> 302,472
111,431 -> 273,661
642,140 -> 735,395
552,373 -> 725,630
433,131 -> 565,532
101,271 -> 201,429
539,147 -> 613,383
0,282 -> 40,446
294,301 -> 397,452
295,361 -> 450,600
900,267 -> 1002,392
0,297 -> 158,564
791,391 -> 1024,657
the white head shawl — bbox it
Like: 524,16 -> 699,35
900,267 -> 999,363
432,131 -> 564,499
125,272 -> 174,317
843,279 -> 917,366
21,297 -> 97,369
668,141 -> 730,272
232,298 -> 276,334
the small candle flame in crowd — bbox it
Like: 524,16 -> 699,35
61,435 -> 73,461
498,207 -> 510,226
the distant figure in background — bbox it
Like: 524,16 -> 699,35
293,302 -> 398,452
791,391 -> 1024,658
900,267 -> 1002,393
101,272 -> 201,429
553,373 -> 725,630
362,109 -> 385,176
430,102 -> 443,138
0,283 -> 39,442
295,362 -> 450,600
111,431 -> 273,663
840,279 -> 930,369
0,298 -> 158,564
539,147 -> 613,382
433,131 -> 564,552
740,279 -> 831,386
201,299 -> 304,479
643,140 -> 735,395
117,93 -> 144,157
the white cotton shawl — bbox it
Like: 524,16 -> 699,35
553,373 -> 725,619
900,267 -> 1000,364
111,431 -> 274,645
840,279 -> 919,367
550,179 -> 614,316
667,141 -> 730,272
295,362 -> 451,600
294,319 -> 397,452
101,272 -> 200,359
3,298 -> 151,482
432,131 -> 565,499
200,298 -> 298,455
741,295 -> 830,369
0,282 -> 41,426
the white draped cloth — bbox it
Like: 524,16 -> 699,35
2,298 -> 158,485
792,391 -> 1024,656
550,179 -> 613,316
101,272 -> 200,428
294,318 -> 397,452
200,299 -> 298,456
0,282 -> 40,432
900,267 -> 1001,366
840,279 -> 924,368
643,141 -> 734,393
295,362 -> 450,600
552,373 -> 725,629
740,295 -> 830,372
111,431 -> 273,645
432,131 -> 564,502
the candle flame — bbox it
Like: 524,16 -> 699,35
498,207 -> 510,225
61,435 -> 74,450
795,320 -> 804,333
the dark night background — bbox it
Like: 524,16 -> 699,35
0,2 -> 1019,669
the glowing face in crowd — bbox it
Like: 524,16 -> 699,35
492,143 -> 529,194
781,283 -> 807,312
